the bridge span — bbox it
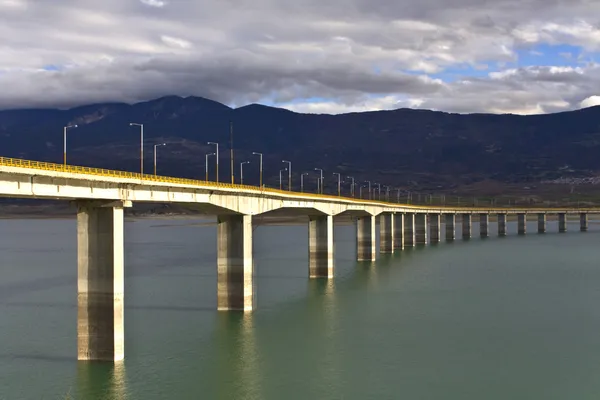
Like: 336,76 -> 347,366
0,156 -> 597,361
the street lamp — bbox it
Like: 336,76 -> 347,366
333,173 -> 341,196
252,152 -> 263,188
314,168 -> 324,194
282,160 -> 292,191
360,184 -> 367,199
383,186 -> 390,201
129,123 -> 144,177
153,143 -> 166,176
301,172 -> 309,193
205,152 -> 215,181
240,161 -> 250,185
279,168 -> 287,190
207,141 -> 219,183
374,183 -> 381,200
364,181 -> 371,199
346,176 -> 355,197
63,124 -> 78,166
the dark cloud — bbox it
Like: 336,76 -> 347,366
0,0 -> 599,113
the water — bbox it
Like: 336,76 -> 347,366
2,217 -> 600,399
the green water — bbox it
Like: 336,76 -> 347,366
1,217 -> 600,399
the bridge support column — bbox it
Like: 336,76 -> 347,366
357,216 -> 376,261
415,214 -> 428,245
480,214 -> 489,238
404,213 -> 415,247
430,214 -> 440,243
309,215 -> 334,278
445,214 -> 455,241
538,213 -> 546,233
580,213 -> 588,232
393,213 -> 404,250
77,201 -> 126,361
498,214 -> 507,236
217,214 -> 254,311
462,214 -> 471,239
558,213 -> 567,233
518,213 -> 526,235
379,213 -> 394,253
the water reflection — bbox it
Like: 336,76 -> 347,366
214,313 -> 263,400
76,361 -> 127,400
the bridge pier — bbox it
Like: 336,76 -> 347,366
558,213 -> 567,233
415,214 -> 428,245
430,214 -> 441,243
498,214 -> 507,236
538,213 -> 546,233
393,213 -> 404,250
404,213 -> 415,247
379,213 -> 394,253
309,215 -> 334,278
480,214 -> 489,238
217,214 -> 254,311
445,214 -> 455,241
518,213 -> 526,235
357,216 -> 376,261
462,214 -> 471,239
580,213 -> 588,232
77,201 -> 126,362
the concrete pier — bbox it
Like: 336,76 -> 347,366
404,213 -> 415,247
430,214 -> 441,243
462,214 -> 471,239
558,213 -> 567,233
357,215 -> 376,261
479,214 -> 489,238
309,215 -> 334,278
537,213 -> 546,233
445,214 -> 455,241
77,201 -> 126,361
580,213 -> 588,232
498,214 -> 507,236
415,214 -> 428,245
217,214 -> 254,311
393,213 -> 404,250
517,213 -> 526,235
379,213 -> 394,253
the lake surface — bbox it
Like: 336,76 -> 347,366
1,217 -> 600,399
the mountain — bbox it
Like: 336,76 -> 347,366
2,95 -> 600,195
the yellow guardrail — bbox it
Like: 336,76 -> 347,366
0,156 -> 597,212
0,156 -> 393,206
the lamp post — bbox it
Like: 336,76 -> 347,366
374,183 -> 381,200
282,160 -> 292,191
383,186 -> 390,201
252,152 -> 263,188
240,161 -> 250,184
205,152 -> 215,181
360,184 -> 367,199
333,173 -> 341,196
153,143 -> 166,176
301,172 -> 309,193
63,124 -> 78,166
279,168 -> 287,190
314,168 -> 324,194
129,123 -> 144,177
364,181 -> 371,199
207,141 -> 219,183
346,176 -> 355,197
396,188 -> 401,203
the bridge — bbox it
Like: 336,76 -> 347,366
0,156 -> 597,362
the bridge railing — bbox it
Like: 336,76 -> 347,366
0,156 -> 390,206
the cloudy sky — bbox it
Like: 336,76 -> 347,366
1,0 -> 600,114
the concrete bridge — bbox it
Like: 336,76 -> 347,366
0,156 -> 597,362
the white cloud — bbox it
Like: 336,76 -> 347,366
581,95 -> 600,108
140,0 -> 166,7
160,35 -> 192,49
0,0 -> 600,114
